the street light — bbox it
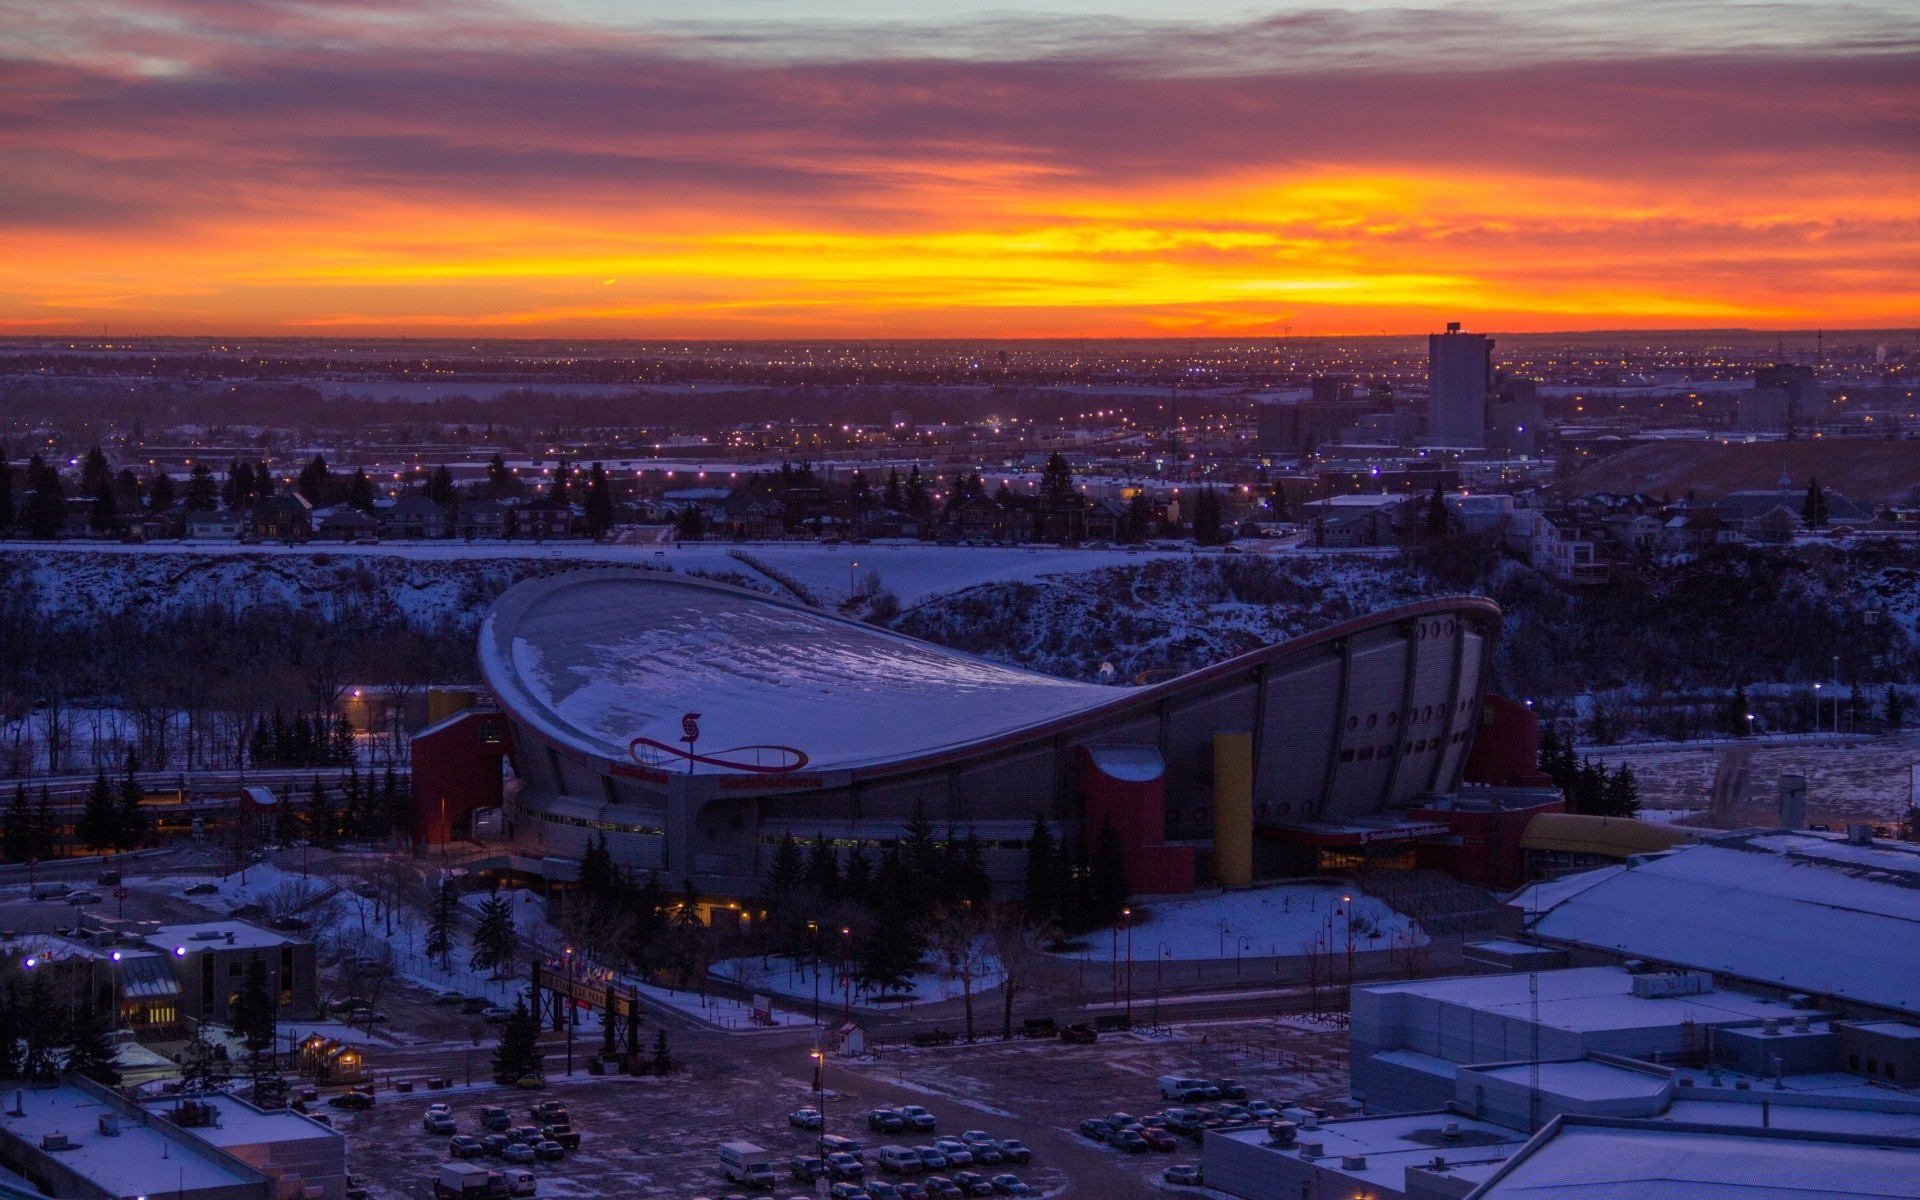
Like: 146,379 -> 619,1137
563,947 -> 574,1076
811,1048 -> 827,1166
1122,908 -> 1133,1029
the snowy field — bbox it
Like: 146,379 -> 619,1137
714,946 -> 1004,1011
1047,882 -> 1424,962
1588,731 -> 1920,828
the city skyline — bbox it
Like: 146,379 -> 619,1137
3,0 -> 1916,337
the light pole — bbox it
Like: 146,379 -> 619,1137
811,1048 -> 827,1168
563,947 -> 574,1076
1122,908 -> 1133,1029
841,927 -> 852,1021
808,921 -> 821,1025
1341,894 -> 1355,986
109,951 -> 123,1030
1814,682 -> 1823,734
1156,944 -> 1171,1033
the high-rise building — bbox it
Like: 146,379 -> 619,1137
1428,322 -> 1492,447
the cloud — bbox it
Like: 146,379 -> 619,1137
0,0 -> 1914,333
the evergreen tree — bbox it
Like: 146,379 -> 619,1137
583,462 -> 614,537
31,787 -> 57,860
1191,488 -> 1222,545
184,462 -> 218,511
1269,486 -> 1290,522
487,453 -> 514,497
650,1027 -> 672,1076
297,454 -> 331,504
676,503 -> 705,541
147,470 -> 176,513
229,958 -> 277,1082
1040,453 -> 1075,505
491,997 -> 542,1084
426,464 -> 455,506
803,833 -> 840,901
1802,477 -> 1829,529
840,843 -> 872,904
578,831 -> 616,901
763,834 -> 805,907
21,454 -> 66,538
426,875 -> 459,969
1022,816 -> 1055,923
0,983 -> 20,1081
21,970 -> 61,1082
77,768 -> 118,852
1126,492 -> 1152,542
856,917 -> 922,994
1425,479 -> 1450,539
222,460 -> 250,509
2,784 -> 29,863
883,468 -> 904,510
64,993 -> 121,1085
849,469 -> 871,510
1727,684 -> 1752,737
548,459 -> 570,504
80,447 -> 112,501
346,469 -> 375,514
0,460 -> 12,531
470,889 -> 517,976
306,777 -> 336,846
905,465 -> 930,516
1601,763 -> 1640,817
1887,685 -> 1906,728
178,1027 -> 226,1093
116,750 -> 145,849
1087,816 -> 1130,928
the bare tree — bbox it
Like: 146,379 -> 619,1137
930,902 -> 995,1043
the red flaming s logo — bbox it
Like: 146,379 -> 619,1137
680,712 -> 701,744
630,711 -> 809,775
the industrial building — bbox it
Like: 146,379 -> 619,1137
1428,323 -> 1493,448
459,569 -> 1509,900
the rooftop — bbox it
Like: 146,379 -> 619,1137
142,1093 -> 340,1148
480,571 -> 1119,773
0,1083 -> 267,1197
148,920 -> 303,952
1472,1117 -> 1920,1199
1510,831 -> 1920,1016
1359,966 -> 1796,1034
1214,1112 -> 1524,1195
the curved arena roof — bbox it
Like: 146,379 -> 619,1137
482,569 -> 1116,773
482,568 -> 1502,792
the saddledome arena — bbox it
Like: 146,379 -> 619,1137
477,568 -> 1505,898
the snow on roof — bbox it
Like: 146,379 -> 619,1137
143,1093 -> 340,1147
149,920 -> 302,952
0,1083 -> 266,1196
1471,1060 -> 1670,1103
1360,967 -> 1789,1034
1511,832 -> 1920,1015
1474,1119 -> 1920,1198
482,571 -> 1120,773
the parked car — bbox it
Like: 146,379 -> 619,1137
827,1152 -> 864,1180
996,1140 -> 1031,1165
540,1124 -> 580,1150
900,1106 -> 937,1132
479,1107 -> 512,1131
913,1146 -> 947,1171
423,1111 -> 457,1135
434,991 -> 467,1005
989,1176 -> 1031,1196
182,882 -> 220,896
877,1146 -> 923,1174
33,884 -> 70,900
1163,1165 -> 1204,1186
894,1184 -> 929,1200
66,891 -> 102,906
461,997 -> 492,1014
480,1134 -> 510,1158
828,1184 -> 869,1200
531,1101 -> 568,1123
790,1107 -> 824,1130
328,1091 -> 374,1111
532,1141 -> 564,1162
921,1176 -> 963,1200
821,1135 -> 864,1161
1111,1131 -> 1150,1154
931,1139 -> 972,1166
951,1172 -> 994,1197
1140,1129 -> 1178,1152
869,1109 -> 907,1135
1211,1078 -> 1248,1101
864,1183 -> 902,1200
501,1143 -> 535,1165
1059,1024 -> 1098,1044
448,1136 -> 484,1159
480,1006 -> 512,1023
1078,1119 -> 1112,1143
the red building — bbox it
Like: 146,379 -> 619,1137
410,708 -> 510,846
1076,746 -> 1195,894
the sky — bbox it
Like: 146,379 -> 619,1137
2,0 -> 1917,337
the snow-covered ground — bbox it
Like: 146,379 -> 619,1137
713,946 -> 1004,1011
1047,883 -> 1423,962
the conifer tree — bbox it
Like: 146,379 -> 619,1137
1088,816 -> 1130,928
297,454 -> 331,504
470,889 -> 517,976
306,778 -> 337,847
650,1026 -> 672,1076
346,469 -> 375,514
583,462 -> 614,537
491,997 -> 542,1084
0,983 -> 21,1081
21,454 -> 66,538
763,834 -> 804,908
1425,479 -> 1450,539
1023,816 -> 1055,923
64,994 -> 121,1086
21,970 -> 61,1081
883,468 -> 903,510
803,833 -> 840,901
148,470 -> 176,513
229,959 -> 277,1083
77,768 -> 118,852
31,787 -> 57,860
426,875 -> 460,969
905,465 -> 930,516
840,843 -> 872,905
426,464 -> 455,505
184,462 -> 218,511
117,750 -> 145,849
578,831 -> 616,901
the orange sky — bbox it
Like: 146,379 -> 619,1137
2,2 -> 1916,337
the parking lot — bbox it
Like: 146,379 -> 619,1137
333,1012 -> 1349,1199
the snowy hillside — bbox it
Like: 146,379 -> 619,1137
892,555 -> 1441,681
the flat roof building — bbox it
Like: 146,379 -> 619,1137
0,1079 -> 272,1200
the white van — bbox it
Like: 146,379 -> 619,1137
719,1140 -> 775,1187
506,1169 -> 536,1197
877,1145 -> 924,1174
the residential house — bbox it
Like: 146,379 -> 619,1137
186,509 -> 243,540
1082,498 -> 1131,542
315,507 -> 377,541
1530,513 -> 1610,584
248,493 -> 313,542
705,495 -> 786,540
1660,510 -> 1738,554
1304,494 -> 1408,548
379,494 -> 448,539
518,496 -> 577,539
451,497 -> 508,540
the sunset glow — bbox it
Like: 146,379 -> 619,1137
3,1 -> 1916,336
